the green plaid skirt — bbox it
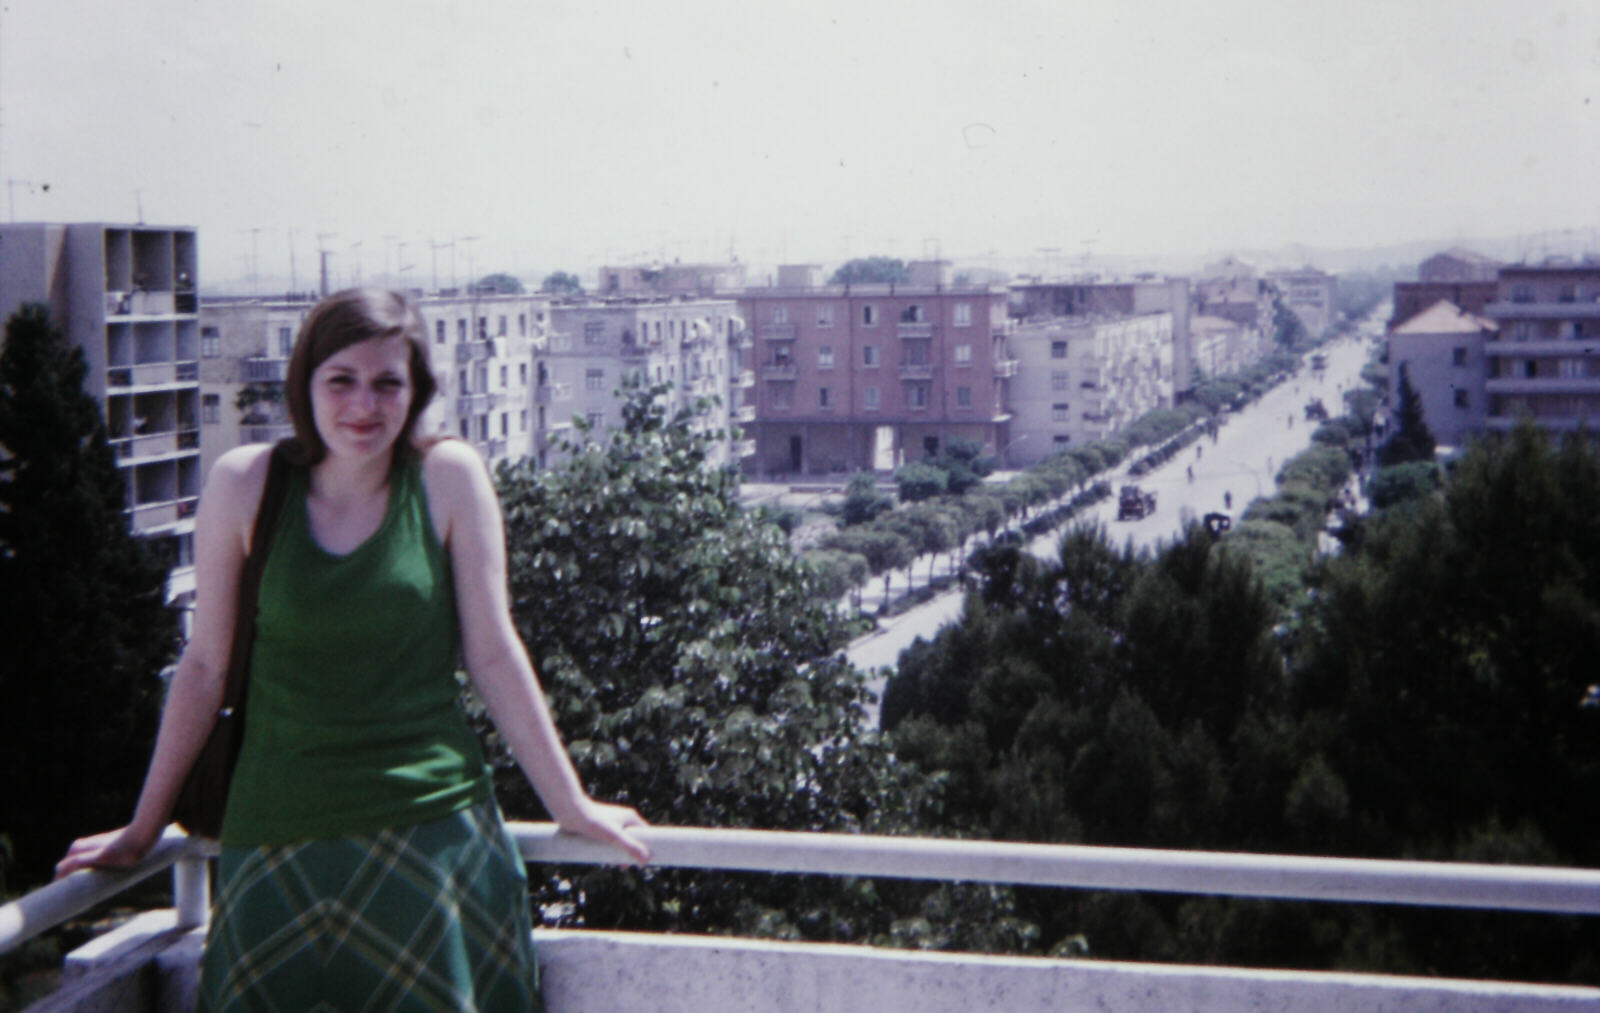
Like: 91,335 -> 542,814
200,799 -> 541,1012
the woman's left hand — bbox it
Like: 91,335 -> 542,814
559,798 -> 652,866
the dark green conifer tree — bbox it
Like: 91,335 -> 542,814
0,304 -> 178,886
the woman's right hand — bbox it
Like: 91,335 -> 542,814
54,824 -> 161,880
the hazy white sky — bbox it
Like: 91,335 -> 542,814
2,0 -> 1597,287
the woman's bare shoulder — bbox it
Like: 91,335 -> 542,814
421,438 -> 490,495
207,443 -> 276,506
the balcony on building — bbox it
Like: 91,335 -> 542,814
733,437 -> 757,457
241,356 -> 288,383
735,404 -> 757,423
899,363 -> 935,380
6,823 -> 1598,1013
734,369 -> 756,388
762,363 -> 798,381
1483,300 -> 1600,320
455,340 -> 492,364
897,322 -> 935,339
759,322 -> 798,341
455,394 -> 489,416
993,357 -> 1020,378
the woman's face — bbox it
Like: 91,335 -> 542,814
309,335 -> 414,462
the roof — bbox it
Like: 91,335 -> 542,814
1390,299 -> 1497,335
1190,314 -> 1243,332
1429,247 -> 1501,266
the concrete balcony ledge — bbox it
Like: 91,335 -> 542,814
1485,377 -> 1600,396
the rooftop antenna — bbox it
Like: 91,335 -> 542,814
316,232 -> 337,297
430,238 -> 453,292
287,228 -> 299,296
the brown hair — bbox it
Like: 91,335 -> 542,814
283,287 -> 437,473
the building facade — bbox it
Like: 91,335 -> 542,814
1266,267 -> 1338,338
1008,312 -> 1174,465
1009,277 -> 1192,397
737,262 -> 1015,477
541,297 -> 748,469
0,222 -> 202,602
1482,259 -> 1600,432
1386,300 -> 1496,448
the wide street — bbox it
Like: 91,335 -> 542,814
847,312 -> 1388,720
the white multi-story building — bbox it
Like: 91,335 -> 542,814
0,222 -> 203,603
1007,312 -> 1174,464
541,298 -> 750,469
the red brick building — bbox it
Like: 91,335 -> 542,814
738,262 -> 1016,477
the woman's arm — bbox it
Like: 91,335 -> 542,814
425,441 -> 650,865
55,445 -> 270,877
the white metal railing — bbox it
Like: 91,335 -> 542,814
6,823 -> 1599,960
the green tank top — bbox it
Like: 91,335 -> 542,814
220,457 -> 491,846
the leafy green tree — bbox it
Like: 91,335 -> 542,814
476,272 -> 525,294
802,548 -> 870,606
1377,363 -> 1435,466
828,256 -> 910,286
895,461 -> 947,503
1270,293 -> 1308,350
840,470 -> 892,526
1367,461 -> 1441,509
540,270 -> 583,295
0,304 -> 178,886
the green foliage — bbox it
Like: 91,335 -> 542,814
476,272 -> 525,294
1377,363 -> 1435,466
233,381 -> 283,416
540,270 -> 583,295
492,381 -> 933,932
840,470 -> 892,526
894,461 -> 947,503
1271,293 -> 1309,350
828,256 -> 909,286
1367,461 -> 1441,509
801,548 -> 870,601
0,304 -> 178,887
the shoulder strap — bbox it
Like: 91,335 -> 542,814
218,443 -> 293,715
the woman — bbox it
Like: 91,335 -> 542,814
57,288 -> 649,1009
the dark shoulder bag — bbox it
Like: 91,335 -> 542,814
172,442 -> 293,839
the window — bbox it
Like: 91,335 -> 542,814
773,306 -> 789,325
818,346 -> 834,368
1054,435 -> 1072,446
1053,403 -> 1070,421
1454,389 -> 1470,408
584,321 -> 605,344
1051,341 -> 1067,359
864,386 -> 880,410
769,385 -> 792,409
519,363 -> 528,384
586,368 -> 604,390
954,303 -> 972,327
956,386 -> 972,407
278,327 -> 293,357
458,319 -> 468,341
816,305 -> 834,328
477,317 -> 488,340
201,394 -> 220,424
201,327 -> 220,358
498,315 -> 508,336
586,411 -> 604,430
518,314 -> 527,337
902,304 -> 924,323
436,320 -> 446,344
520,410 -> 528,431
908,384 -> 928,409
1051,370 -> 1070,390
863,345 -> 879,367
954,344 -> 972,364
1513,322 -> 1534,342
458,369 -> 469,393
819,387 -> 831,408
1452,347 -> 1468,366
458,419 -> 469,439
862,305 -> 877,326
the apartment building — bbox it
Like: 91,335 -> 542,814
1008,312 -> 1174,465
199,289 -> 549,474
0,222 -> 202,602
1390,248 -> 1501,330
1009,276 -> 1192,398
1481,259 -> 1600,432
542,297 -> 749,469
737,261 -> 1015,477
1266,267 -> 1338,338
1189,314 -> 1267,379
1387,300 -> 1497,448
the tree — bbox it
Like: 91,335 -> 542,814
0,304 -> 179,886
1377,363 -> 1435,466
828,257 -> 909,286
1270,293 -> 1308,350
540,270 -> 583,296
895,461 -> 947,503
476,272 -> 525,294
490,381 -> 929,932
840,470 -> 892,526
